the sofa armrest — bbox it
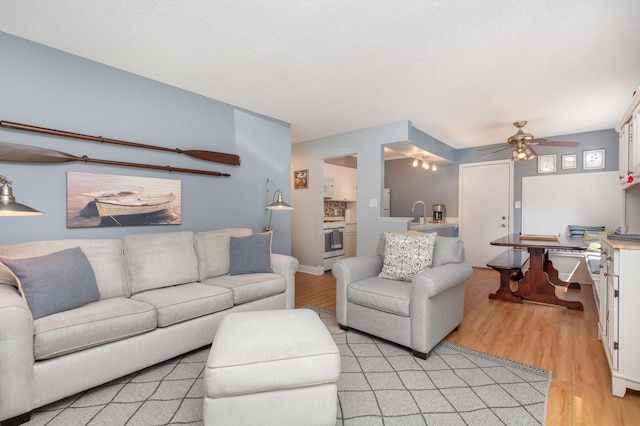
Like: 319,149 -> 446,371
332,255 -> 383,324
0,284 -> 34,421
271,253 -> 299,309
411,262 -> 473,299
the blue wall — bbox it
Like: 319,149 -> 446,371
0,32 -> 293,253
385,128 -> 619,234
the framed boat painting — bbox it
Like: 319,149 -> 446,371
67,171 -> 181,228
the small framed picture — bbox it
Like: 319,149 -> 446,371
537,154 -> 556,174
583,149 -> 605,170
294,169 -> 308,189
562,154 -> 577,170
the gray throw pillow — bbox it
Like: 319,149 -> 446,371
229,232 -> 273,275
431,236 -> 464,267
0,247 -> 100,320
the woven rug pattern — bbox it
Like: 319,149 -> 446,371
26,307 -> 550,425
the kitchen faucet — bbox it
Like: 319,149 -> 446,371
411,200 -> 427,223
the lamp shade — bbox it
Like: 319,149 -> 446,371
0,176 -> 43,216
266,191 -> 293,210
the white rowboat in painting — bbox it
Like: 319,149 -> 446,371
95,193 -> 176,217
78,186 -> 144,204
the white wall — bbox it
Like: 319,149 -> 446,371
291,121 -> 411,273
522,171 -> 621,234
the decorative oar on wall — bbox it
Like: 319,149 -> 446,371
0,141 -> 230,177
0,120 -> 241,166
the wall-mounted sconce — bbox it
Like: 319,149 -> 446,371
265,178 -> 293,231
0,175 -> 43,216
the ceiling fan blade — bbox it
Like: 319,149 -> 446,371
529,138 -> 580,147
477,144 -> 508,151
480,145 -> 511,159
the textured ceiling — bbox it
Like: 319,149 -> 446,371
1,0 -> 639,150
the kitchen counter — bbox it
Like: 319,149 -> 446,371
385,217 -> 459,236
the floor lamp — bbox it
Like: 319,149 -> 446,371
265,178 -> 293,231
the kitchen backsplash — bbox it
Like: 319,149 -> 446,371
324,200 -> 347,217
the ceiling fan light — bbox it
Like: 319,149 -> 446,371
431,163 -> 437,171
412,158 -> 418,167
525,146 -> 537,160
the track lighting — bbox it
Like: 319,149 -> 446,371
411,156 -> 437,171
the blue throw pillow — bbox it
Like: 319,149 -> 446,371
0,247 -> 100,320
229,232 -> 273,275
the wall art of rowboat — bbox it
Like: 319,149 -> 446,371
67,171 -> 181,228
95,193 -> 176,218
78,186 -> 144,204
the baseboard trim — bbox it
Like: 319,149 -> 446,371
297,264 -> 325,275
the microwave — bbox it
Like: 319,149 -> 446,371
323,178 -> 334,198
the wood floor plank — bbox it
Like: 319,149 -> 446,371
294,267 -> 640,425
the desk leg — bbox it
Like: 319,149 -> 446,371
544,255 -> 581,290
513,248 -> 584,311
488,267 -> 523,303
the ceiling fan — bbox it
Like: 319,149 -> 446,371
482,121 -> 580,161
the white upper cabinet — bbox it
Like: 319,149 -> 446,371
616,90 -> 640,187
323,163 -> 356,201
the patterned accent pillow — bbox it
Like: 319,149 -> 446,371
379,232 -> 437,281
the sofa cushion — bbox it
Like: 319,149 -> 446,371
195,228 -> 253,280
34,297 -> 157,360
0,238 -> 128,299
568,225 -> 605,237
379,232 -> 437,282
203,273 -> 286,305
123,231 -> 199,294
229,232 -> 273,275
583,230 -> 613,253
131,283 -> 234,327
347,276 -> 411,316
206,309 -> 340,397
0,248 -> 100,320
431,236 -> 464,267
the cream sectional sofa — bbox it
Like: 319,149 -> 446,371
0,228 -> 298,425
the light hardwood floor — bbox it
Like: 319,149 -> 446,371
295,268 -> 640,425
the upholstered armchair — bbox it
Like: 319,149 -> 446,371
332,233 -> 473,359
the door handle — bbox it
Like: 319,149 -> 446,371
501,224 -> 507,227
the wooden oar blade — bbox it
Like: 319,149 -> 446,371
2,120 -> 242,166
183,150 -> 241,166
0,141 -> 77,163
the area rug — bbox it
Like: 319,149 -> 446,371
26,307 -> 550,425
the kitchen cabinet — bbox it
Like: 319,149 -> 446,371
599,238 -> 640,397
324,163 -> 356,201
345,223 -> 357,257
616,90 -> 640,186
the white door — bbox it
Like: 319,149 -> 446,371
459,160 -> 512,267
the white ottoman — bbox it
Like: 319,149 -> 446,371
203,309 -> 340,426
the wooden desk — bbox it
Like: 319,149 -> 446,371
490,234 -> 585,310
